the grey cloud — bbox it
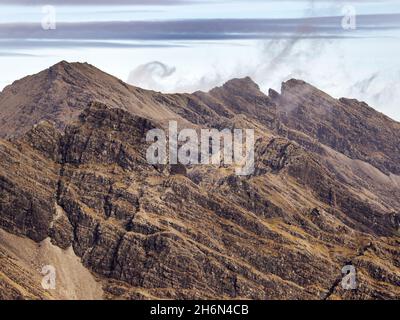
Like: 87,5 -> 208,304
0,51 -> 39,56
127,60 -> 226,93
352,73 -> 380,96
346,71 -> 400,120
0,39 -> 185,49
1,14 -> 399,44
127,61 -> 176,90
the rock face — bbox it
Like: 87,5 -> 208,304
275,79 -> 400,175
0,62 -> 400,300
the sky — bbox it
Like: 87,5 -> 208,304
0,0 -> 400,120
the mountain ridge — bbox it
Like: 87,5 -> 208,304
0,62 -> 399,300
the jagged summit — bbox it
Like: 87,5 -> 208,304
282,78 -> 308,88
213,76 -> 261,93
49,59 -> 82,70
280,78 -> 334,104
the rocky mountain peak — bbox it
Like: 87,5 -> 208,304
48,60 -> 73,72
222,76 -> 260,90
280,78 -> 328,101
281,78 -> 308,89
46,60 -> 107,83
210,76 -> 263,97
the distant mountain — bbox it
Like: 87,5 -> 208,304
0,62 -> 399,300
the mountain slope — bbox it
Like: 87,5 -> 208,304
0,62 -> 399,300
0,61 -> 178,139
273,79 -> 400,175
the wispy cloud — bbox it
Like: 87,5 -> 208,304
0,51 -> 39,57
127,61 -> 177,89
0,39 -> 185,49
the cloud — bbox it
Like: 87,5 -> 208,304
0,39 -> 185,49
1,14 -> 399,45
123,0 -> 336,93
127,61 -> 176,90
0,51 -> 39,57
345,70 -> 400,120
